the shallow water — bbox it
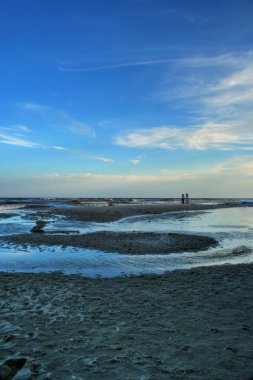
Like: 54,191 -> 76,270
0,203 -> 253,277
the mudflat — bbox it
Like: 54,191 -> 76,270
3,202 -> 235,254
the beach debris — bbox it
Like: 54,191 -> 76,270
0,357 -> 27,380
31,219 -> 47,233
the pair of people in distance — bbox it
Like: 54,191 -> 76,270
181,193 -> 189,204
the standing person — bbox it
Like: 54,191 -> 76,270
181,193 -> 185,204
186,193 -> 189,204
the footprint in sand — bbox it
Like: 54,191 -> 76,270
0,358 -> 27,380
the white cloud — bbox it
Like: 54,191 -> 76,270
115,52 -> 253,152
51,145 -> 113,163
176,51 -> 253,70
95,156 -> 114,163
36,172 -> 159,184
3,156 -> 253,197
0,125 -> 40,148
34,155 -> 253,188
216,62 -> 253,89
157,51 -> 253,108
129,159 -> 140,165
210,155 -> 253,176
114,117 -> 253,151
205,62 -> 253,108
206,88 -> 253,108
0,133 -> 40,148
52,146 -> 68,151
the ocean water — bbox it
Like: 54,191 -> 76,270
0,198 -> 252,277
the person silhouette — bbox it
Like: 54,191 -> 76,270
181,194 -> 185,204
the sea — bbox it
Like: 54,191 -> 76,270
0,197 -> 253,277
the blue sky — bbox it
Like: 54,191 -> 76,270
1,0 -> 253,197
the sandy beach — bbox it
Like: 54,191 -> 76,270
36,201 -> 237,222
0,265 -> 253,379
0,202 -> 253,379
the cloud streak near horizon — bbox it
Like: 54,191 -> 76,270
0,125 -> 113,164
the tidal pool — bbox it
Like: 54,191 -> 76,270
0,206 -> 252,277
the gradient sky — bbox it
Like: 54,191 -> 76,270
1,0 -> 253,197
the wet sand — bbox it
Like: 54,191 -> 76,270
1,202 -> 253,379
40,201 -> 238,222
2,202 -> 235,254
0,265 -> 253,379
5,231 -> 217,255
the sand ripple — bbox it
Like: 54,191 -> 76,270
0,265 -> 253,379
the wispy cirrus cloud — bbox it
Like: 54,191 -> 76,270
0,133 -> 40,148
210,155 -> 253,177
0,124 -> 113,163
51,145 -> 113,163
115,51 -> 253,152
16,102 -> 117,162
58,47 -> 247,74
17,102 -> 95,137
57,45 -> 182,73
215,62 -> 253,89
58,50 -> 244,74
174,52 -> 251,69
58,58 -> 174,72
114,118 -> 253,151
156,51 -> 253,103
0,125 -> 40,148
205,61 -> 253,109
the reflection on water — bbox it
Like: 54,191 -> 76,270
0,206 -> 253,277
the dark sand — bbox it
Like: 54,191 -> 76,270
5,231 -> 217,255
0,265 -> 253,379
40,202 -> 236,222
